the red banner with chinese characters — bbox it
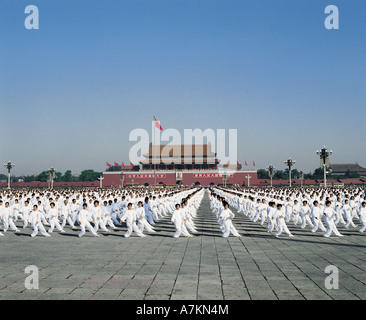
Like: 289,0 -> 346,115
126,174 -> 166,179
193,173 -> 233,178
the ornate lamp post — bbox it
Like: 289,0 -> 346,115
316,146 -> 332,187
245,174 -> 251,187
223,172 -> 227,188
267,164 -> 275,187
4,161 -> 15,190
300,170 -> 304,187
48,167 -> 56,190
98,175 -> 104,188
284,158 -> 296,187
120,172 -> 124,188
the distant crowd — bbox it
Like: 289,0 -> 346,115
210,186 -> 366,238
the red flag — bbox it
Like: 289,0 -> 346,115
253,161 -> 255,167
245,161 -> 247,166
154,116 -> 163,130
237,161 -> 239,165
106,162 -> 111,167
130,162 -> 134,166
114,161 -> 120,167
122,162 -> 125,167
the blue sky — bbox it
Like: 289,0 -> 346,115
1,0 -> 365,175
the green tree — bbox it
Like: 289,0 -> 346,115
304,172 -> 313,180
291,169 -> 300,179
55,172 -> 62,181
312,167 -> 324,179
273,170 -> 288,180
37,171 -> 49,182
79,169 -> 102,181
63,170 -> 73,182
257,169 -> 270,179
23,175 -> 37,182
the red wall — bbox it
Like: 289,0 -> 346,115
102,171 -> 258,187
0,181 -> 100,188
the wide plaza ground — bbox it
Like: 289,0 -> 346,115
1,193 -> 365,300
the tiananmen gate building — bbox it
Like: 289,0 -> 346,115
102,143 -> 258,187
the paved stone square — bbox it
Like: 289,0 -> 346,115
1,194 -> 365,300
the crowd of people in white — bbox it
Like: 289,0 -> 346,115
0,187 -> 203,238
210,186 -> 366,238
1,185 -> 366,239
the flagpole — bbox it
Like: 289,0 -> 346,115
153,116 -> 156,187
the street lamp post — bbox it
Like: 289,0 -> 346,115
267,165 -> 275,187
48,167 -> 56,190
245,174 -> 251,187
4,161 -> 15,190
316,146 -> 332,188
120,172 -> 124,188
284,158 -> 296,187
300,170 -> 304,188
98,176 -> 104,188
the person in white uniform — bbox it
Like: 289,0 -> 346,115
143,197 -> 156,225
29,204 -> 51,237
292,200 -> 301,225
267,201 -> 277,233
78,203 -> 99,237
58,200 -> 74,229
300,200 -> 314,230
2,202 -> 20,232
259,199 -> 268,225
120,203 -> 146,238
101,200 -> 117,230
358,202 -> 366,233
310,200 -> 326,233
70,199 -> 80,226
343,199 -> 356,229
91,200 -> 109,233
274,204 -> 294,238
137,201 -> 156,233
19,200 -> 31,229
47,202 -> 66,233
219,201 -> 241,238
0,201 -> 4,236
171,203 -> 192,238
180,200 -> 197,235
323,200 -> 343,238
